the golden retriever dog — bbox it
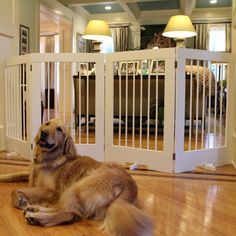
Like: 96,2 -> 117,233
2,119 -> 153,236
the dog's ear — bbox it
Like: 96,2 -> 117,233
64,135 -> 76,159
34,129 -> 41,144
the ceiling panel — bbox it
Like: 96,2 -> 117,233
196,0 -> 232,8
83,3 -> 124,14
137,0 -> 180,11
54,0 -> 232,24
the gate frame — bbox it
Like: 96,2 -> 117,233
174,48 -> 234,172
105,49 -> 176,172
3,49 -> 235,173
4,53 -> 105,161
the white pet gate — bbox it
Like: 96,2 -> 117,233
3,48 -> 234,173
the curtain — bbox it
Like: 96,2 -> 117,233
194,23 -> 231,52
209,24 -> 226,51
109,24 -> 130,52
45,36 -> 55,52
225,23 -> 231,52
194,24 -> 210,50
86,40 -> 93,53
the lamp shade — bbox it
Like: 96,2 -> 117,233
82,20 -> 112,41
162,15 -> 197,38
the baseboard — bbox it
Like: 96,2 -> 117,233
232,159 -> 236,169
0,125 -> 4,150
232,133 -> 236,169
233,132 -> 236,139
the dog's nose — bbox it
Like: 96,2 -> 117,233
40,130 -> 48,140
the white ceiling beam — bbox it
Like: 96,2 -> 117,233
57,0 -> 114,5
71,6 -> 90,18
41,0 -> 74,20
124,0 -> 168,2
58,0 -> 167,4
116,0 -> 140,20
140,9 -> 181,24
86,12 -> 134,23
191,7 -> 232,22
180,0 -> 196,16
68,1 -> 117,7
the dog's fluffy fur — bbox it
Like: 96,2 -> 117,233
1,119 -> 153,236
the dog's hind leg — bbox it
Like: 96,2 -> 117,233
24,210 -> 77,226
24,204 -> 59,214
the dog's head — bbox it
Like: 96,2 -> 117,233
34,119 -> 76,162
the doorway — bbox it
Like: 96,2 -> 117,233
40,3 -> 72,123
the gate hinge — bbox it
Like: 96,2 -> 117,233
173,153 -> 176,160
175,61 -> 178,68
30,65 -> 32,71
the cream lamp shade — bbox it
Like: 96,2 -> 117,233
82,20 -> 112,41
162,15 -> 197,47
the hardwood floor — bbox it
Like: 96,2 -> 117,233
0,157 -> 236,236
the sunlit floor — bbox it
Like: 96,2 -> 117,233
43,109 -> 226,151
73,129 -> 225,151
0,156 -> 235,236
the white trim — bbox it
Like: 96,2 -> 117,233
40,0 -> 74,21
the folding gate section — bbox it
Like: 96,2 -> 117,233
174,48 -> 234,172
105,49 -> 176,172
4,53 -> 105,162
34,53 -> 105,162
4,55 -> 39,159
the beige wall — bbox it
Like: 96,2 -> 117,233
72,13 -> 87,52
231,0 -> 236,167
18,0 -> 40,53
0,0 -> 40,150
0,0 -> 39,55
0,1 -> 16,150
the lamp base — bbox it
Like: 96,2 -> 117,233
174,38 -> 186,47
92,41 -> 102,53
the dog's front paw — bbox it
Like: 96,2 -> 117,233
23,205 -> 39,216
11,190 -> 28,209
25,212 -> 40,225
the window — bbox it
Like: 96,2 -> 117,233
100,36 -> 114,53
208,24 -> 226,52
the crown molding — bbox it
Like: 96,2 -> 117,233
40,0 -> 74,21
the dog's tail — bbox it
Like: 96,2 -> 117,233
0,171 -> 29,182
101,198 -> 153,236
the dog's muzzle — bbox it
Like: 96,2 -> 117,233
40,130 -> 48,141
38,130 -> 54,149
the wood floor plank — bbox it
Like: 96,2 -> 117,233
0,163 -> 236,236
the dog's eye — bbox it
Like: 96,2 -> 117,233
45,122 -> 50,126
56,127 -> 63,132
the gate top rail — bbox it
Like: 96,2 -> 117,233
6,49 -> 234,67
106,48 -> 176,61
176,48 -> 233,62
6,53 -> 105,66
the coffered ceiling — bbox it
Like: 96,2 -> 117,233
56,0 -> 232,24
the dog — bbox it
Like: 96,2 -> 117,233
1,119 -> 153,236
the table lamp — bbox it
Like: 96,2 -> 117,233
162,15 -> 197,47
